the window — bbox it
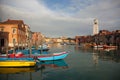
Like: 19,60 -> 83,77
94,22 -> 97,24
0,28 -> 4,32
12,28 -> 16,34
13,38 -> 16,43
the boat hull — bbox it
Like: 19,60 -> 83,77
93,45 -> 103,48
0,58 -> 36,67
0,60 -> 36,67
103,45 -> 117,49
37,52 -> 68,61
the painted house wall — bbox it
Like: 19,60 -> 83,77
0,19 -> 27,48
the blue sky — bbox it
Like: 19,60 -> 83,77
0,0 -> 120,37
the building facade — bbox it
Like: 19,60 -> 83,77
0,19 -> 27,49
25,24 -> 32,47
32,32 -> 45,48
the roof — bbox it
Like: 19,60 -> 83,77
0,19 -> 24,24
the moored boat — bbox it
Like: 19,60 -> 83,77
93,45 -> 103,48
38,44 -> 50,51
0,58 -> 36,67
36,52 -> 69,61
1,51 -> 69,61
103,45 -> 117,49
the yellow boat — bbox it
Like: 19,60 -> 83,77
0,60 -> 36,67
0,67 -> 36,74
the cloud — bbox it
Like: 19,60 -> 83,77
0,0 -> 119,37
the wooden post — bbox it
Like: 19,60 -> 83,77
13,40 -> 15,53
29,39 -> 32,57
6,39 -> 8,58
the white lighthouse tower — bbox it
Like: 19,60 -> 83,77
93,19 -> 99,35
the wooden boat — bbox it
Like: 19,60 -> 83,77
0,58 -> 36,67
35,52 -> 69,61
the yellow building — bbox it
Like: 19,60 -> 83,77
0,19 -> 27,49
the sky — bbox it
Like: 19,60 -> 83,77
0,0 -> 120,37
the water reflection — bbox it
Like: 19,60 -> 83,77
0,67 -> 37,80
39,59 -> 68,69
92,52 -> 99,65
0,60 -> 68,74
93,48 -> 120,63
0,67 -> 36,74
36,60 -> 68,80
1,44 -> 120,80
0,60 -> 68,80
75,45 -> 120,63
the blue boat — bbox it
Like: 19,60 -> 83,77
8,49 -> 30,54
36,52 -> 69,61
7,50 -> 68,61
9,48 -> 49,55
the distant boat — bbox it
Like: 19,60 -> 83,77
31,44 -> 49,51
93,45 -> 103,48
103,45 -> 117,49
34,52 -> 69,61
38,44 -> 50,51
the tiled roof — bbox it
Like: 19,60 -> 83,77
0,19 -> 24,24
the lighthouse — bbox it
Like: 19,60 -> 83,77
93,19 -> 99,35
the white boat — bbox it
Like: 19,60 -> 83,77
38,44 -> 50,51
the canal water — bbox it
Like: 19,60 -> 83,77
0,43 -> 120,80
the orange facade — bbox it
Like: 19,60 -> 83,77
0,19 -> 27,48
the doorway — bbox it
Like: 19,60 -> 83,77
0,39 -> 4,47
